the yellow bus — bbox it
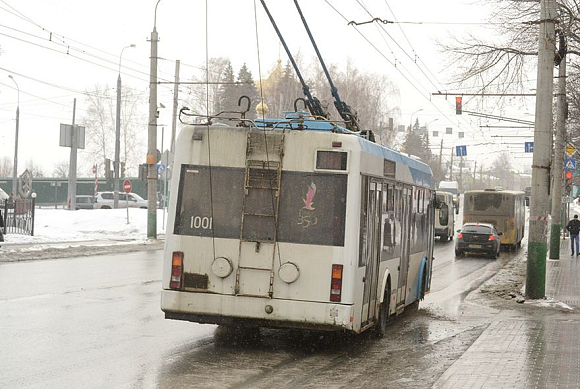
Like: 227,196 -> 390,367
462,189 -> 526,250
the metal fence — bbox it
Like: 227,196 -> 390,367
2,198 -> 36,236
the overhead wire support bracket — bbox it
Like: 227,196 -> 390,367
348,17 -> 393,26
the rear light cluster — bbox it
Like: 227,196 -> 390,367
457,233 -> 463,239
170,252 -> 184,290
488,235 -> 496,241
330,264 -> 343,302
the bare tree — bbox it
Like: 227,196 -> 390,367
439,0 -> 580,116
0,156 -> 12,177
25,159 -> 45,178
184,56 -> 400,145
53,160 -> 69,178
183,57 -> 232,118
82,84 -> 146,177
491,151 -> 514,189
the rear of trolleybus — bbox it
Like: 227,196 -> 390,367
462,190 -> 525,248
162,122 -> 364,332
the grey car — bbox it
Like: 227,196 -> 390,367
74,195 -> 96,210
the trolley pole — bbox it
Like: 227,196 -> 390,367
549,34 -> 567,260
526,0 -> 557,299
147,1 -> 161,239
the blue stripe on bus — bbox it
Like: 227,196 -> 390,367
358,138 -> 435,188
417,256 -> 427,298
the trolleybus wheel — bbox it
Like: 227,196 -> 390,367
376,286 -> 391,338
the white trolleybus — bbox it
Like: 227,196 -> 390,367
161,111 -> 436,335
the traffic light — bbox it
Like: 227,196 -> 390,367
455,97 -> 462,115
566,171 -> 573,179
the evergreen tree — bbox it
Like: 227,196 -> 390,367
237,63 -> 258,119
279,60 -> 302,111
402,119 -> 424,159
216,60 -> 238,114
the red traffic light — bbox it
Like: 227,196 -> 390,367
455,97 -> 462,115
566,171 -> 573,179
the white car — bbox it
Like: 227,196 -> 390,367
0,188 -> 8,201
95,191 -> 148,209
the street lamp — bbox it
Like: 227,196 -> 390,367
114,43 -> 136,209
8,75 -> 19,197
426,118 -> 439,128
410,108 -> 423,130
147,0 -> 162,238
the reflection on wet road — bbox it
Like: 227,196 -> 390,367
1,234 -> 521,388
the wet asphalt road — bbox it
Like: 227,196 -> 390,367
0,239 -> 522,389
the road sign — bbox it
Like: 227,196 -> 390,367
456,145 -> 467,157
564,158 -> 576,171
123,179 -> 132,194
525,142 -> 534,153
567,144 -> 576,156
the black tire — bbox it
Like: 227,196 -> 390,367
376,286 -> 391,338
455,249 -> 463,257
101,206 -> 111,209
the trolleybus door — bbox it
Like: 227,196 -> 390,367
396,186 -> 412,308
361,180 -> 382,326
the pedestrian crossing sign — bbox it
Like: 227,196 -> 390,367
565,158 -> 576,170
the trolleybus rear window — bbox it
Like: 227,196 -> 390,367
464,193 -> 514,214
174,165 -> 347,246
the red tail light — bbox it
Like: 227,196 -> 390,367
488,235 -> 496,241
457,233 -> 463,239
170,252 -> 184,290
330,264 -> 343,302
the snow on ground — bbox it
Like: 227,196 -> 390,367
3,208 -> 168,244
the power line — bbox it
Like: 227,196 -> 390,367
324,1 -> 493,149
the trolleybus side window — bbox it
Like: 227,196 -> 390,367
359,176 -> 369,267
381,182 -> 399,260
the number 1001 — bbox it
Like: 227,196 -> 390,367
190,216 -> 212,229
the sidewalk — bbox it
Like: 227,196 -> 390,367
433,239 -> 580,389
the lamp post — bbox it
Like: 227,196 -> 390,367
147,0 -> 162,238
8,75 -> 19,197
426,118 -> 439,128
114,44 -> 136,209
409,108 -> 423,130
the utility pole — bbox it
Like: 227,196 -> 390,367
171,59 -> 180,155
147,0 -> 161,239
67,98 -> 77,211
449,148 -> 454,181
8,75 -> 19,197
114,44 -> 135,209
459,156 -> 463,191
114,64 -> 122,209
526,0 -> 557,299
438,139 -> 444,181
550,33 -> 567,260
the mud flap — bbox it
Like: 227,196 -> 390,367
417,257 -> 427,300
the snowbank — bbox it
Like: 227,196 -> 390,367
2,208 -> 168,244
